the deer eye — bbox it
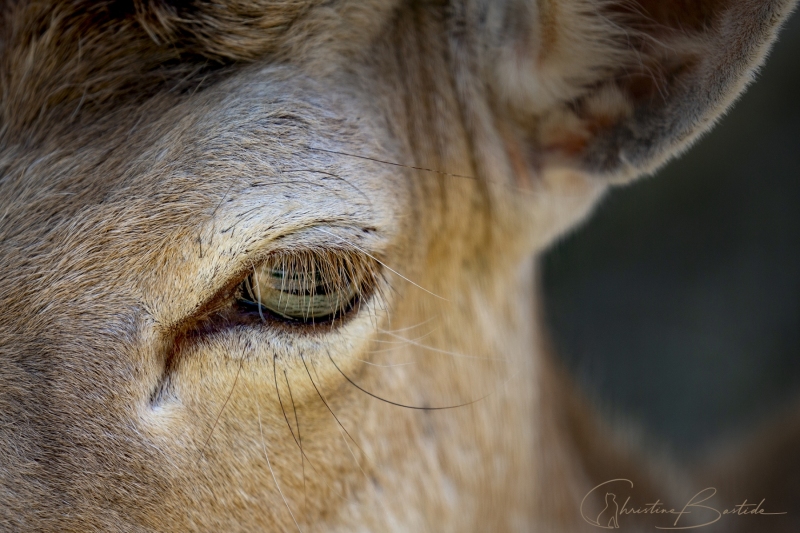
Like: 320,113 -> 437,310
238,251 -> 374,323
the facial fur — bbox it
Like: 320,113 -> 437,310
0,0 -> 796,531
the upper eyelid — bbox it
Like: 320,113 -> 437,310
162,251 -> 382,364
160,224 -> 385,335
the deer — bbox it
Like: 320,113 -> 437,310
0,0 -> 797,531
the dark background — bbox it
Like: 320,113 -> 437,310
542,12 -> 800,459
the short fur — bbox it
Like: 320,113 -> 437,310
0,0 -> 797,531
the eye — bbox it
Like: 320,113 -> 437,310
238,250 -> 376,324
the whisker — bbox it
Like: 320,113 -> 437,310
253,382 -> 303,533
197,358 -> 243,461
306,361 -> 396,521
378,316 -> 438,334
354,358 -> 416,368
378,330 -> 507,361
300,353 -> 366,460
273,356 -> 301,451
283,369 -> 307,513
378,329 -> 436,345
306,147 -> 538,195
282,169 -> 373,208
308,147 -> 478,181
356,330 -> 438,354
266,362 -> 350,503
327,351 -> 511,411
210,181 -> 234,218
341,332 -> 435,346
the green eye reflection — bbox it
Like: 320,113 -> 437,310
240,252 -> 372,322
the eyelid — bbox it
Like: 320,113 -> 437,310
159,224 -> 385,332
239,248 -> 376,323
164,229 -> 386,344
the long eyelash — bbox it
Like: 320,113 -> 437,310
241,247 -> 382,326
252,263 -> 265,322
315,228 -> 446,302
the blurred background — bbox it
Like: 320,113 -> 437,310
542,11 -> 800,460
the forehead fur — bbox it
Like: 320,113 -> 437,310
0,0 -> 397,141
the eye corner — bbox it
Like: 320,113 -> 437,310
165,245 -> 385,358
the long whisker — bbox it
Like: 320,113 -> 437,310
306,147 -> 537,196
354,358 -> 415,368
360,329 -> 439,354
256,321 -> 349,503
364,344 -> 416,353
197,358 -> 243,461
299,353 -> 364,454
378,330 -> 507,361
283,369 -> 307,513
327,351 -> 521,411
283,169 -> 373,208
308,147 -> 479,181
254,382 -> 303,533
273,356 -> 301,450
341,331 -> 436,346
268,361 -> 350,503
306,357 -> 373,483
378,316 -> 438,334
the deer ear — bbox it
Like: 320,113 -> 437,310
473,0 -> 797,181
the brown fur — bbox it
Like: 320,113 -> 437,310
0,0 -> 796,531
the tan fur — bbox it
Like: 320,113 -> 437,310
0,0 -> 796,531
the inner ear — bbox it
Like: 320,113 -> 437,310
621,0 -> 729,32
485,0 -> 796,182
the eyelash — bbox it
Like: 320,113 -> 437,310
234,249 -> 380,328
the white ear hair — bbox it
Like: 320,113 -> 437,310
465,0 -> 797,181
